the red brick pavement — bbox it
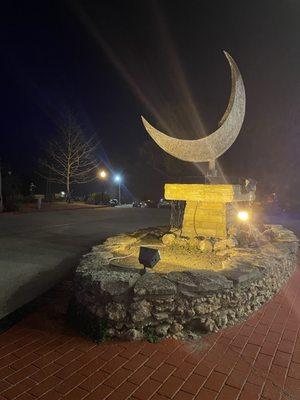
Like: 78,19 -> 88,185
1,267 -> 300,400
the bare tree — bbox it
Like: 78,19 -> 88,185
40,118 -> 98,200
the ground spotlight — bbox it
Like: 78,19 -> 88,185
237,210 -> 249,222
139,246 -> 161,274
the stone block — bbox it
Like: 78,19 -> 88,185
221,267 -> 262,285
87,270 -> 141,297
165,184 -> 254,202
106,303 -> 127,321
199,239 -> 213,252
162,233 -> 176,245
134,273 -> 177,297
130,299 -> 152,322
187,270 -> 233,292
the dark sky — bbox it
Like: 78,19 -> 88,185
1,0 -> 300,200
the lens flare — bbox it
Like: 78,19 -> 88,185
99,170 -> 107,179
237,210 -> 249,221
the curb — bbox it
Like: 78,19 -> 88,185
0,204 -> 110,216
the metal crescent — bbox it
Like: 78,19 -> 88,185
141,51 -> 245,163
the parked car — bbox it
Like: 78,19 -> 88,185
109,198 -> 119,207
145,199 -> 157,208
132,200 -> 154,208
158,198 -> 171,209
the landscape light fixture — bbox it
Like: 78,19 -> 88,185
237,210 -> 249,222
139,246 -> 161,274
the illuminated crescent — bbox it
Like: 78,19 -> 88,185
141,51 -> 245,163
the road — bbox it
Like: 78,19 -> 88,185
0,208 -> 169,319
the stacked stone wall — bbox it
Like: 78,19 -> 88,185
72,225 -> 298,341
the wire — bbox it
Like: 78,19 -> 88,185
193,201 -> 200,237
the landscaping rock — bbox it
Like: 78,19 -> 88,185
162,233 -> 176,246
225,238 -> 238,248
72,225 -> 298,341
174,237 -> 189,248
214,240 -> 227,252
93,270 -> 141,297
130,300 -> 152,322
199,239 -> 213,252
221,267 -> 262,285
106,303 -> 126,321
124,329 -> 143,341
169,322 -> 183,334
155,324 -> 170,336
134,273 -> 177,297
187,270 -> 232,292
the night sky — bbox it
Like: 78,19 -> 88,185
1,1 -> 299,201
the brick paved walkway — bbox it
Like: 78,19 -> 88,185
1,266 -> 300,400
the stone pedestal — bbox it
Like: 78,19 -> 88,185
165,184 -> 255,239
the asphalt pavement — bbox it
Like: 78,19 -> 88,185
0,207 -> 169,319
1,206 -> 299,322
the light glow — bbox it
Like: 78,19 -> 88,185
99,170 -> 107,179
237,210 -> 249,222
114,175 -> 121,183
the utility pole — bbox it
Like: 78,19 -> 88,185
114,175 -> 122,205
0,158 -> 3,212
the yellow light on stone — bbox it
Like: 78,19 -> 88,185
237,210 -> 249,221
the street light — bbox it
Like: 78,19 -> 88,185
98,170 -> 108,204
98,170 -> 107,179
0,158 -> 3,213
114,175 -> 122,205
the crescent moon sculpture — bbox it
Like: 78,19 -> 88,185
141,51 -> 245,172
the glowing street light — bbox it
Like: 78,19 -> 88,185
114,175 -> 122,205
98,170 -> 107,179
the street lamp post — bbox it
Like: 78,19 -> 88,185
0,158 -> 3,213
114,175 -> 121,205
98,170 -> 108,204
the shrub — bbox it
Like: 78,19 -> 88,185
4,195 -> 24,211
86,192 -> 110,205
144,326 -> 160,343
22,195 -> 36,204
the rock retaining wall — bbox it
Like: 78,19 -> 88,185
72,225 -> 298,341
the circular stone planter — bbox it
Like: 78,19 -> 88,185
71,225 -> 298,341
